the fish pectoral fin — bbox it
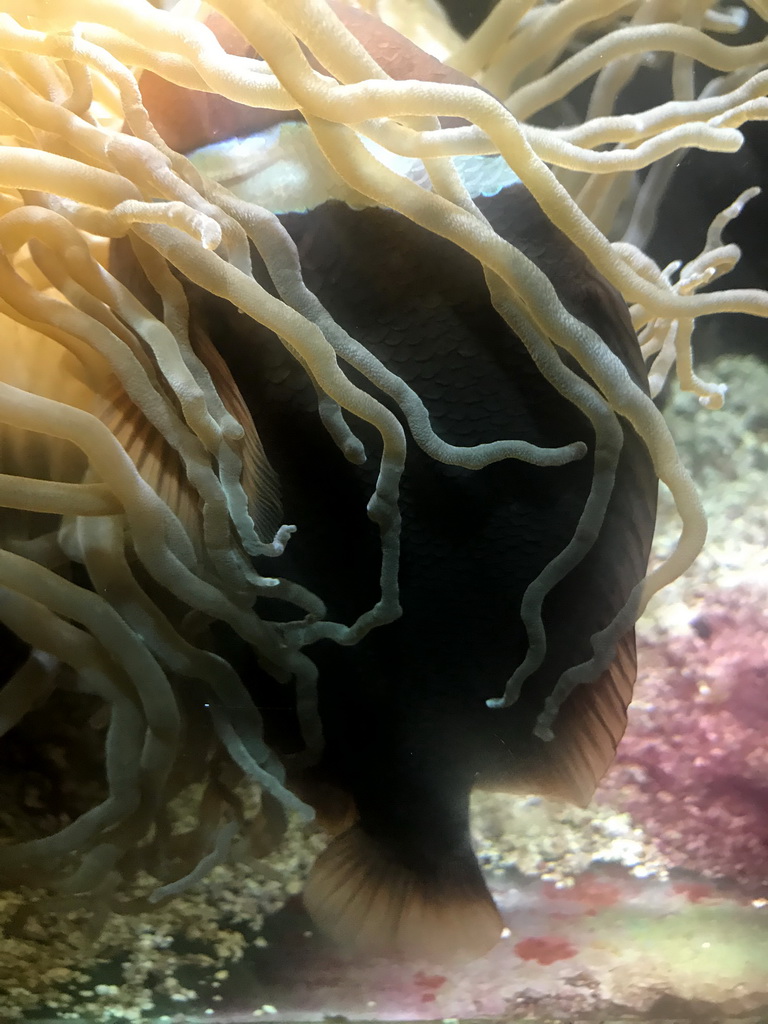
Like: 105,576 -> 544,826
189,321 -> 284,542
476,629 -> 639,808
105,235 -> 283,548
95,324 -> 283,552
303,823 -> 502,962
96,376 -> 203,545
539,627 -> 639,807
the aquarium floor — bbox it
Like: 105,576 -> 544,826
25,864 -> 768,1023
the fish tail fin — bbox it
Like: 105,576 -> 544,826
303,823 -> 502,961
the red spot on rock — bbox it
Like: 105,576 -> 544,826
542,874 -> 623,912
673,881 -> 723,903
413,972 -> 446,990
420,993 -> 436,1003
513,936 -> 578,965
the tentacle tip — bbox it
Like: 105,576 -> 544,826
345,441 -> 367,465
534,721 -> 555,743
271,524 -> 297,554
698,383 -> 727,410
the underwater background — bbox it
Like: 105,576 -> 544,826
2,354 -> 766,1022
1,0 -> 768,1020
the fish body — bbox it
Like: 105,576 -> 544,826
190,187 -> 656,959
123,5 -> 658,961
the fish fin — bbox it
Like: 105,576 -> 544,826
189,322 -> 284,543
538,628 -> 638,806
107,235 -> 283,546
476,630 -> 638,807
97,377 -> 203,546
290,774 -> 358,836
304,823 -> 502,962
96,331 -> 282,550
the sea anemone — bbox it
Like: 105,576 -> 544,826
0,0 -> 766,923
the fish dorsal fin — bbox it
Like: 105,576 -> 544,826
304,823 -> 502,962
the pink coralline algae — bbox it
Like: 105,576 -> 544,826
513,935 -> 578,965
598,585 -> 768,895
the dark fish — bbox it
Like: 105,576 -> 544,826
116,4 -> 658,962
